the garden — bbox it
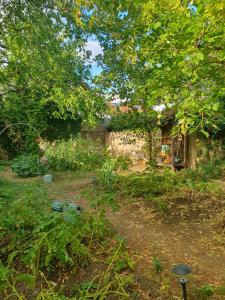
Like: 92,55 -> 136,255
1,1 -> 225,299
0,139 -> 225,299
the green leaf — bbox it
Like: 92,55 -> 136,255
153,21 -> 161,29
200,130 -> 209,138
212,103 -> 219,111
15,273 -> 35,289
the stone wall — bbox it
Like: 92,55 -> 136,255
106,131 -> 149,163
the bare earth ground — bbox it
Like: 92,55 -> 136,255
2,169 -> 225,299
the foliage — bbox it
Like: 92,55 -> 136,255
11,154 -> 46,177
97,160 -> 115,190
152,257 -> 163,273
113,155 -> 132,171
193,284 -> 215,299
77,0 -> 225,136
0,1 -> 105,153
0,178 -> 136,299
45,137 -> 107,171
71,239 -> 135,299
82,187 -> 119,211
200,284 -> 215,297
115,170 -> 176,198
105,158 -> 225,213
198,158 -> 225,179
109,111 -> 157,132
82,158 -> 225,217
0,181 -> 108,272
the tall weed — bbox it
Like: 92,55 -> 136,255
45,137 -> 107,171
98,160 -> 115,190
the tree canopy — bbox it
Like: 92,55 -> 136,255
76,0 -> 225,137
0,0 -> 105,151
1,0 -> 225,153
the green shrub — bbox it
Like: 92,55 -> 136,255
152,256 -> 163,273
0,182 -> 109,272
45,137 -> 107,171
11,154 -> 46,177
193,284 -> 215,299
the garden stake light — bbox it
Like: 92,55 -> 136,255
171,264 -> 192,300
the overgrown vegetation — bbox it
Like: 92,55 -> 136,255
87,158 -> 225,219
0,178 -> 137,299
45,137 -> 107,171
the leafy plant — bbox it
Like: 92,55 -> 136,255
194,284 -> 215,299
0,177 -> 137,299
198,158 -> 225,180
98,160 -> 115,190
11,154 -> 47,177
0,1 -> 106,153
45,137 -> 107,171
79,0 -> 225,136
152,257 -> 163,273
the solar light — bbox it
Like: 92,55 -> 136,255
171,264 -> 192,300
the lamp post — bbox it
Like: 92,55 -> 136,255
171,264 -> 192,300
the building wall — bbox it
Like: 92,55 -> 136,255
188,134 -> 225,169
81,125 -> 107,144
107,130 -> 225,169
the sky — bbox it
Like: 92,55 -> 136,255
84,38 -> 103,76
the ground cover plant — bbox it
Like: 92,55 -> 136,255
1,158 -> 225,299
87,158 -> 225,220
11,154 -> 47,177
0,176 -> 137,299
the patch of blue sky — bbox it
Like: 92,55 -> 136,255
188,3 -> 197,13
118,11 -> 128,20
90,63 -> 102,76
84,34 -> 103,76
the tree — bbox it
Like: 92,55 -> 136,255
0,0 -> 105,152
76,0 -> 225,137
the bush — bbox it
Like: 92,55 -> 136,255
45,137 -> 107,171
0,179 -> 106,284
11,153 -> 46,177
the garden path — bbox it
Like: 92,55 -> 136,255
48,173 -> 225,288
3,169 -> 225,298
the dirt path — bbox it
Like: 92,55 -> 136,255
106,203 -> 225,283
46,173 -> 225,288
3,169 -> 225,298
